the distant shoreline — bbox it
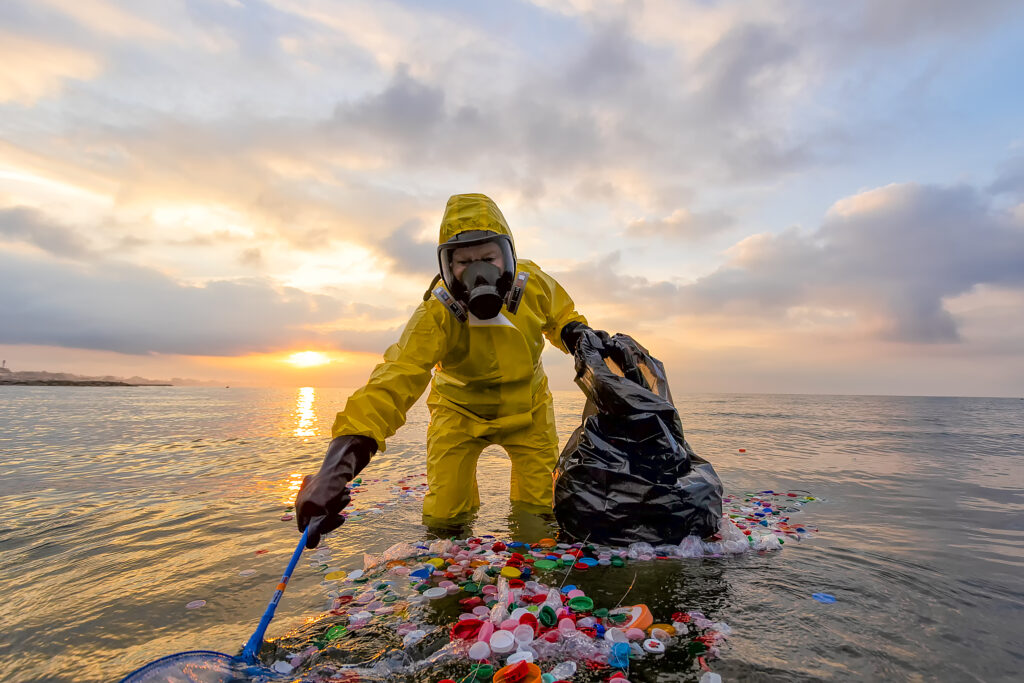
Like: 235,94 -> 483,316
0,380 -> 173,386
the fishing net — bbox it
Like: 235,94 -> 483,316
120,650 -> 250,682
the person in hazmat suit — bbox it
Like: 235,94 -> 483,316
295,193 -> 605,547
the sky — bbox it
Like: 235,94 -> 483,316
1,0 -> 1023,396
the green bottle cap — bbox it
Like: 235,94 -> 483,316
567,596 -> 594,612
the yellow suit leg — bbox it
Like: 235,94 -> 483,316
423,406 -> 487,519
501,395 -> 559,509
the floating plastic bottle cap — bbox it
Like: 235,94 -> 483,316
324,570 -> 347,581
578,557 -> 598,567
325,624 -> 348,641
423,587 -> 447,600
519,612 -> 539,633
493,660 -> 541,683
608,642 -> 631,668
452,619 -> 485,641
567,596 -> 594,612
625,627 -> 645,640
560,584 -> 576,594
348,569 -> 364,580
513,623 -> 534,644
557,618 -> 576,634
642,638 -> 666,653
475,664 -> 495,680
463,582 -> 481,594
538,605 -> 558,627
468,641 -> 491,660
501,566 -> 522,579
549,661 -> 577,679
650,627 -> 673,642
489,629 -> 516,653
185,600 -> 206,609
560,554 -> 575,563
506,649 -> 535,665
533,560 -> 557,571
812,593 -> 836,603
477,620 -> 495,643
604,627 -> 627,643
623,604 -> 654,630
510,607 -> 530,622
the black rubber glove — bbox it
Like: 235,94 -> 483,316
561,321 -> 612,354
295,435 -> 377,548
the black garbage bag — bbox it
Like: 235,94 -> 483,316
553,330 -> 723,546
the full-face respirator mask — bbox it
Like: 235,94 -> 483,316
433,230 -> 528,322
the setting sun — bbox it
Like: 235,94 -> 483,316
287,351 -> 331,367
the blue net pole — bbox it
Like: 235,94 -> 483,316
240,527 -> 309,663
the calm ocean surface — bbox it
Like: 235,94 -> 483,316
0,388 -> 1021,682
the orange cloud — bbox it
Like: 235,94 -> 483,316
0,32 -> 101,105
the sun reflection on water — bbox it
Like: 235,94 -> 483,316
294,386 -> 317,439
282,471 -> 305,506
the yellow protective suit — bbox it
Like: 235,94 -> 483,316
332,194 -> 586,519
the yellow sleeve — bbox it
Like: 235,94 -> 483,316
532,264 -> 587,354
331,301 -> 450,450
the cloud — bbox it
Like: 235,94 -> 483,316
332,64 -> 446,151
679,183 -> 1024,342
557,182 -> 1024,344
238,247 -> 263,267
989,152 -> 1024,199
35,0 -> 171,41
326,326 -> 405,354
0,250 -> 347,355
379,217 -> 438,277
0,206 -> 94,257
0,31 -> 101,104
628,208 -> 734,240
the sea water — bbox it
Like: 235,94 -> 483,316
0,388 -> 1021,682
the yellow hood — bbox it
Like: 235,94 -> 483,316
438,194 -> 514,245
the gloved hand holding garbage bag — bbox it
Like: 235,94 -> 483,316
295,435 -> 376,548
561,321 -> 612,354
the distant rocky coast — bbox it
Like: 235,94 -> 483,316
0,366 -> 172,386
